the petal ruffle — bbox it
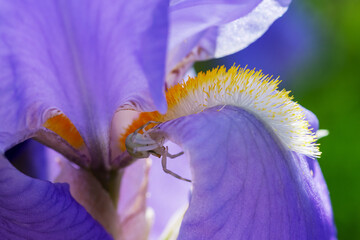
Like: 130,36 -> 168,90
0,155 -> 112,239
151,105 -> 336,239
0,0 -> 169,165
167,0 -> 291,85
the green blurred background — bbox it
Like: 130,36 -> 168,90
196,1 -> 360,238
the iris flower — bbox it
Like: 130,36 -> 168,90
0,0 -> 336,239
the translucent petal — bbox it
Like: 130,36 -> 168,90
167,0 -> 290,85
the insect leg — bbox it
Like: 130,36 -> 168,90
135,121 -> 162,135
142,121 -> 162,134
131,121 -> 162,142
134,144 -> 161,152
161,146 -> 191,182
167,151 -> 184,158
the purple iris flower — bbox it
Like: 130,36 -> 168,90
0,0 -> 336,239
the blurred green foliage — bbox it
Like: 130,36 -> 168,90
197,1 -> 360,238
293,1 -> 360,238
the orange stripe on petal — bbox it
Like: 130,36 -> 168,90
119,65 -> 320,158
119,111 -> 163,151
43,114 -> 85,149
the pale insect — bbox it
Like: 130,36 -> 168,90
125,121 -> 191,182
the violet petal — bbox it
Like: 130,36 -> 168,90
301,107 -> 335,235
167,0 -> 291,85
0,155 -> 112,239
5,140 -> 47,180
147,142 -> 191,238
153,105 -> 336,239
0,0 -> 168,163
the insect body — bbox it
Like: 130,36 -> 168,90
125,121 -> 191,182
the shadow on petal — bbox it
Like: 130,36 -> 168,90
5,139 -> 48,180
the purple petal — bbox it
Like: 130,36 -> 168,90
301,107 -> 335,234
152,105 -> 336,239
213,0 -> 291,58
0,0 -> 168,165
5,139 -> 48,180
147,141 -> 191,238
0,155 -> 112,239
302,107 -> 319,133
167,0 -> 291,85
218,3 -> 318,81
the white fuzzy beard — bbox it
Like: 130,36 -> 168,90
164,66 -> 320,158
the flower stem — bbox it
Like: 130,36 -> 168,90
91,168 -> 123,208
